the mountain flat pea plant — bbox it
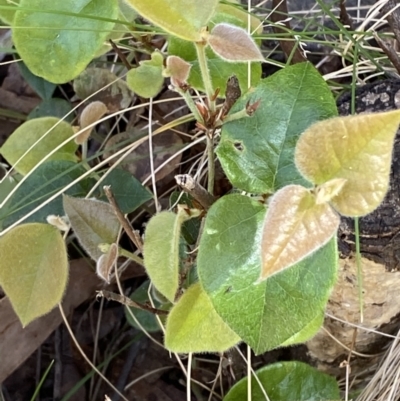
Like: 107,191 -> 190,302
0,0 -> 399,398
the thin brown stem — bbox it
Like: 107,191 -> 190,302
103,185 -> 144,253
374,32 -> 400,75
381,0 -> 400,47
97,290 -> 168,315
175,174 -> 216,210
109,39 -> 132,71
339,0 -> 354,30
271,0 -> 306,64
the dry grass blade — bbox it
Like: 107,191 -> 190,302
356,328 -> 400,401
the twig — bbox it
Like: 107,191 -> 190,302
109,39 -> 132,71
175,174 -> 216,210
339,0 -> 354,30
374,32 -> 400,75
97,290 -> 168,315
103,185 -> 144,253
381,0 -> 400,47
271,0 -> 306,64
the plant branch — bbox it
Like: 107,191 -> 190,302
97,290 -> 168,315
381,0 -> 400,47
195,41 -> 216,113
175,174 -> 216,210
103,185 -> 144,253
206,129 -> 215,195
271,0 -> 306,64
373,32 -> 400,75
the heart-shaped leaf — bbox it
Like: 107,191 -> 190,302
12,0 -> 118,83
208,23 -> 263,62
165,282 -> 240,353
216,62 -> 337,193
260,185 -> 340,281
0,223 -> 68,326
63,195 -> 121,261
198,194 -> 338,354
0,117 -> 78,175
295,110 -> 400,216
223,361 -> 340,401
124,0 -> 218,41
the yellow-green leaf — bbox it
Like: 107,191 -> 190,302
0,117 -> 78,175
260,185 -> 339,281
143,208 -> 200,303
12,0 -> 118,83
165,282 -> 240,353
0,223 -> 68,326
295,110 -> 400,216
124,0 -> 218,41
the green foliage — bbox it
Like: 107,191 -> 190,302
223,361 -> 340,401
124,0 -> 218,41
143,208 -> 200,303
197,194 -> 338,354
0,223 -> 68,326
28,99 -> 74,122
98,168 -> 152,214
0,161 -> 93,229
3,1 -> 400,396
165,282 -> 240,353
125,280 -> 166,333
17,61 -> 56,100
168,7 -> 262,96
0,0 -> 19,24
126,52 -> 164,98
0,117 -> 78,175
216,62 -> 337,192
12,0 -> 119,83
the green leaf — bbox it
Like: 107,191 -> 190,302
12,0 -> 118,83
98,168 -> 152,214
0,161 -> 93,228
0,117 -> 78,175
260,185 -> 340,281
143,209 -> 199,303
165,282 -> 240,353
28,99 -> 74,122
125,280 -> 166,333
124,0 -> 218,41
198,194 -> 338,354
223,361 -> 340,401
216,62 -> 337,193
168,10 -> 261,97
17,60 -> 56,100
0,0 -> 19,24
295,110 -> 400,217
0,223 -> 68,326
63,195 -> 120,261
126,52 -> 164,98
